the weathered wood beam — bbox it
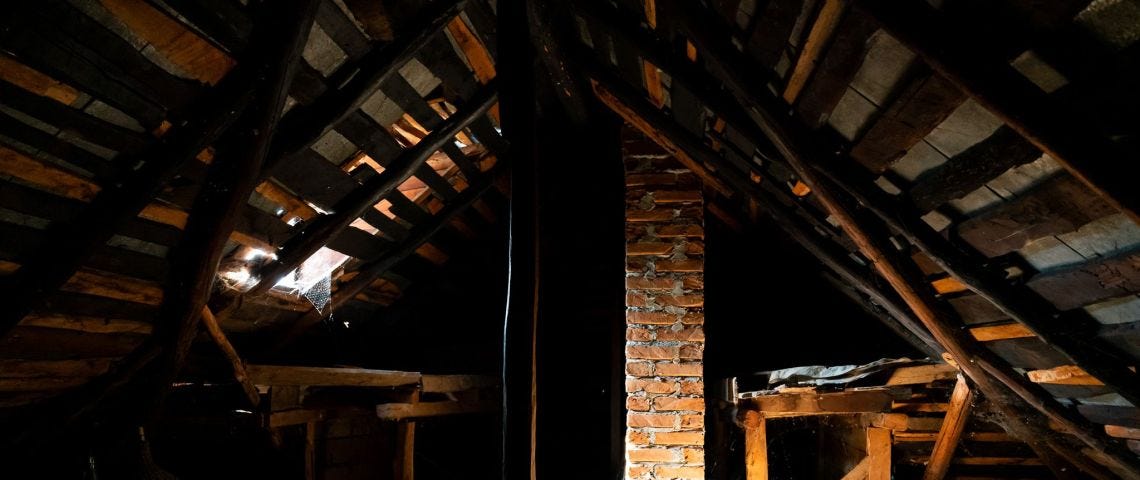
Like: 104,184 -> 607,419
421,374 -> 499,393
885,364 -> 958,386
922,376 -> 973,480
528,0 -> 590,123
143,0 -> 321,416
908,126 -> 1041,212
745,388 -> 894,416
853,0 -> 1140,224
782,0 -> 849,104
0,42 -> 262,340
269,169 -> 501,348
867,427 -> 892,480
247,84 -> 497,296
585,58 -> 941,357
376,398 -> 497,420
200,306 -> 259,406
247,365 -> 421,388
742,410 -> 768,480
660,2 -> 1140,475
840,456 -> 870,480
501,0 -> 539,475
305,421 -> 319,480
264,0 -> 467,173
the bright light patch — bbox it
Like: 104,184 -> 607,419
273,246 -> 350,294
241,248 -> 277,262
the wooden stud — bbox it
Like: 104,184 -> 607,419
743,410 -> 768,480
782,0 -> 848,104
867,427 -> 891,480
305,420 -> 319,480
923,376 -> 973,480
840,456 -> 870,480
200,306 -> 259,406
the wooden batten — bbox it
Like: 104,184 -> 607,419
98,0 -> 235,84
1027,365 -> 1105,386
968,323 -> 1034,342
782,0 -> 848,104
745,388 -> 894,416
248,365 -> 422,388
375,398 -> 497,420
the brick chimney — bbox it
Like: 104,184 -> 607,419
622,125 -> 705,479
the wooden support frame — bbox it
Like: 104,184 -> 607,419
743,410 -> 768,480
247,84 -> 498,296
201,306 -> 260,406
853,0 -> 1140,225
867,427 -> 892,480
922,376 -> 973,480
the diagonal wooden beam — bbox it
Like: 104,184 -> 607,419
263,0 -> 467,174
922,376 -> 973,480
246,83 -> 497,296
270,170 -> 502,348
853,0 -> 1140,224
201,306 -> 260,406
668,10 -> 1140,474
782,0 -> 849,104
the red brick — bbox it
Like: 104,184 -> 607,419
657,225 -> 704,238
653,397 -> 705,412
681,313 -> 704,325
626,327 -> 653,342
627,277 -> 675,291
626,173 -> 677,187
679,344 -> 702,360
644,380 -> 678,394
626,208 -> 675,222
680,381 -> 704,395
626,257 -> 650,273
627,311 -> 675,325
654,465 -> 704,479
682,276 -> 704,290
683,448 -> 703,465
681,414 -> 703,430
626,292 -> 649,308
628,413 -> 680,428
626,379 -> 647,392
653,190 -> 702,203
656,363 -> 702,377
654,432 -> 703,446
627,465 -> 651,478
627,396 -> 650,411
628,430 -> 650,445
656,327 -> 705,342
626,362 -> 653,376
628,448 -> 680,463
684,241 -> 705,255
627,345 -> 678,360
655,294 -> 704,307
657,259 -> 703,272
627,242 -> 674,256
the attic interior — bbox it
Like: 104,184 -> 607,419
1,0 -> 1140,478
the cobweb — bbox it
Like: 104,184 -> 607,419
302,275 -> 333,318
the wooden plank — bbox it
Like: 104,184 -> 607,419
923,377 -> 973,480
0,79 -> 151,154
957,174 -> 1115,258
1027,365 -> 1103,386
201,306 -> 259,406
743,410 -> 768,480
0,145 -> 101,201
841,456 -> 870,480
968,323 -> 1035,342
0,358 -> 115,378
855,0 -> 1140,226
1106,425 -> 1140,441
375,398 -> 496,420
1027,250 -> 1140,311
421,374 -> 499,393
849,71 -> 966,173
0,111 -> 117,182
867,427 -> 891,480
19,314 -> 152,335
98,0 -> 236,84
0,55 -> 80,104
447,16 -> 495,84
909,127 -> 1041,212
793,8 -> 876,128
741,0 -> 802,70
782,0 -> 847,103
746,388 -> 893,415
61,270 -> 163,306
885,364 -> 958,386
247,365 -> 421,387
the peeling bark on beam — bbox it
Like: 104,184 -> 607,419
247,84 -> 497,295
853,0 -> 1140,224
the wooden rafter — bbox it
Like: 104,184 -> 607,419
201,306 -> 259,406
853,0 -> 1140,224
246,84 -> 498,296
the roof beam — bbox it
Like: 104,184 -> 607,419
246,83 -> 497,296
201,306 -> 260,406
852,0 -> 1140,224
605,2 -> 1140,474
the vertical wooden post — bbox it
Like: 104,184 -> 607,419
394,389 -> 419,480
743,410 -> 768,480
305,420 -> 319,480
923,376 -> 973,480
867,427 -> 891,480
